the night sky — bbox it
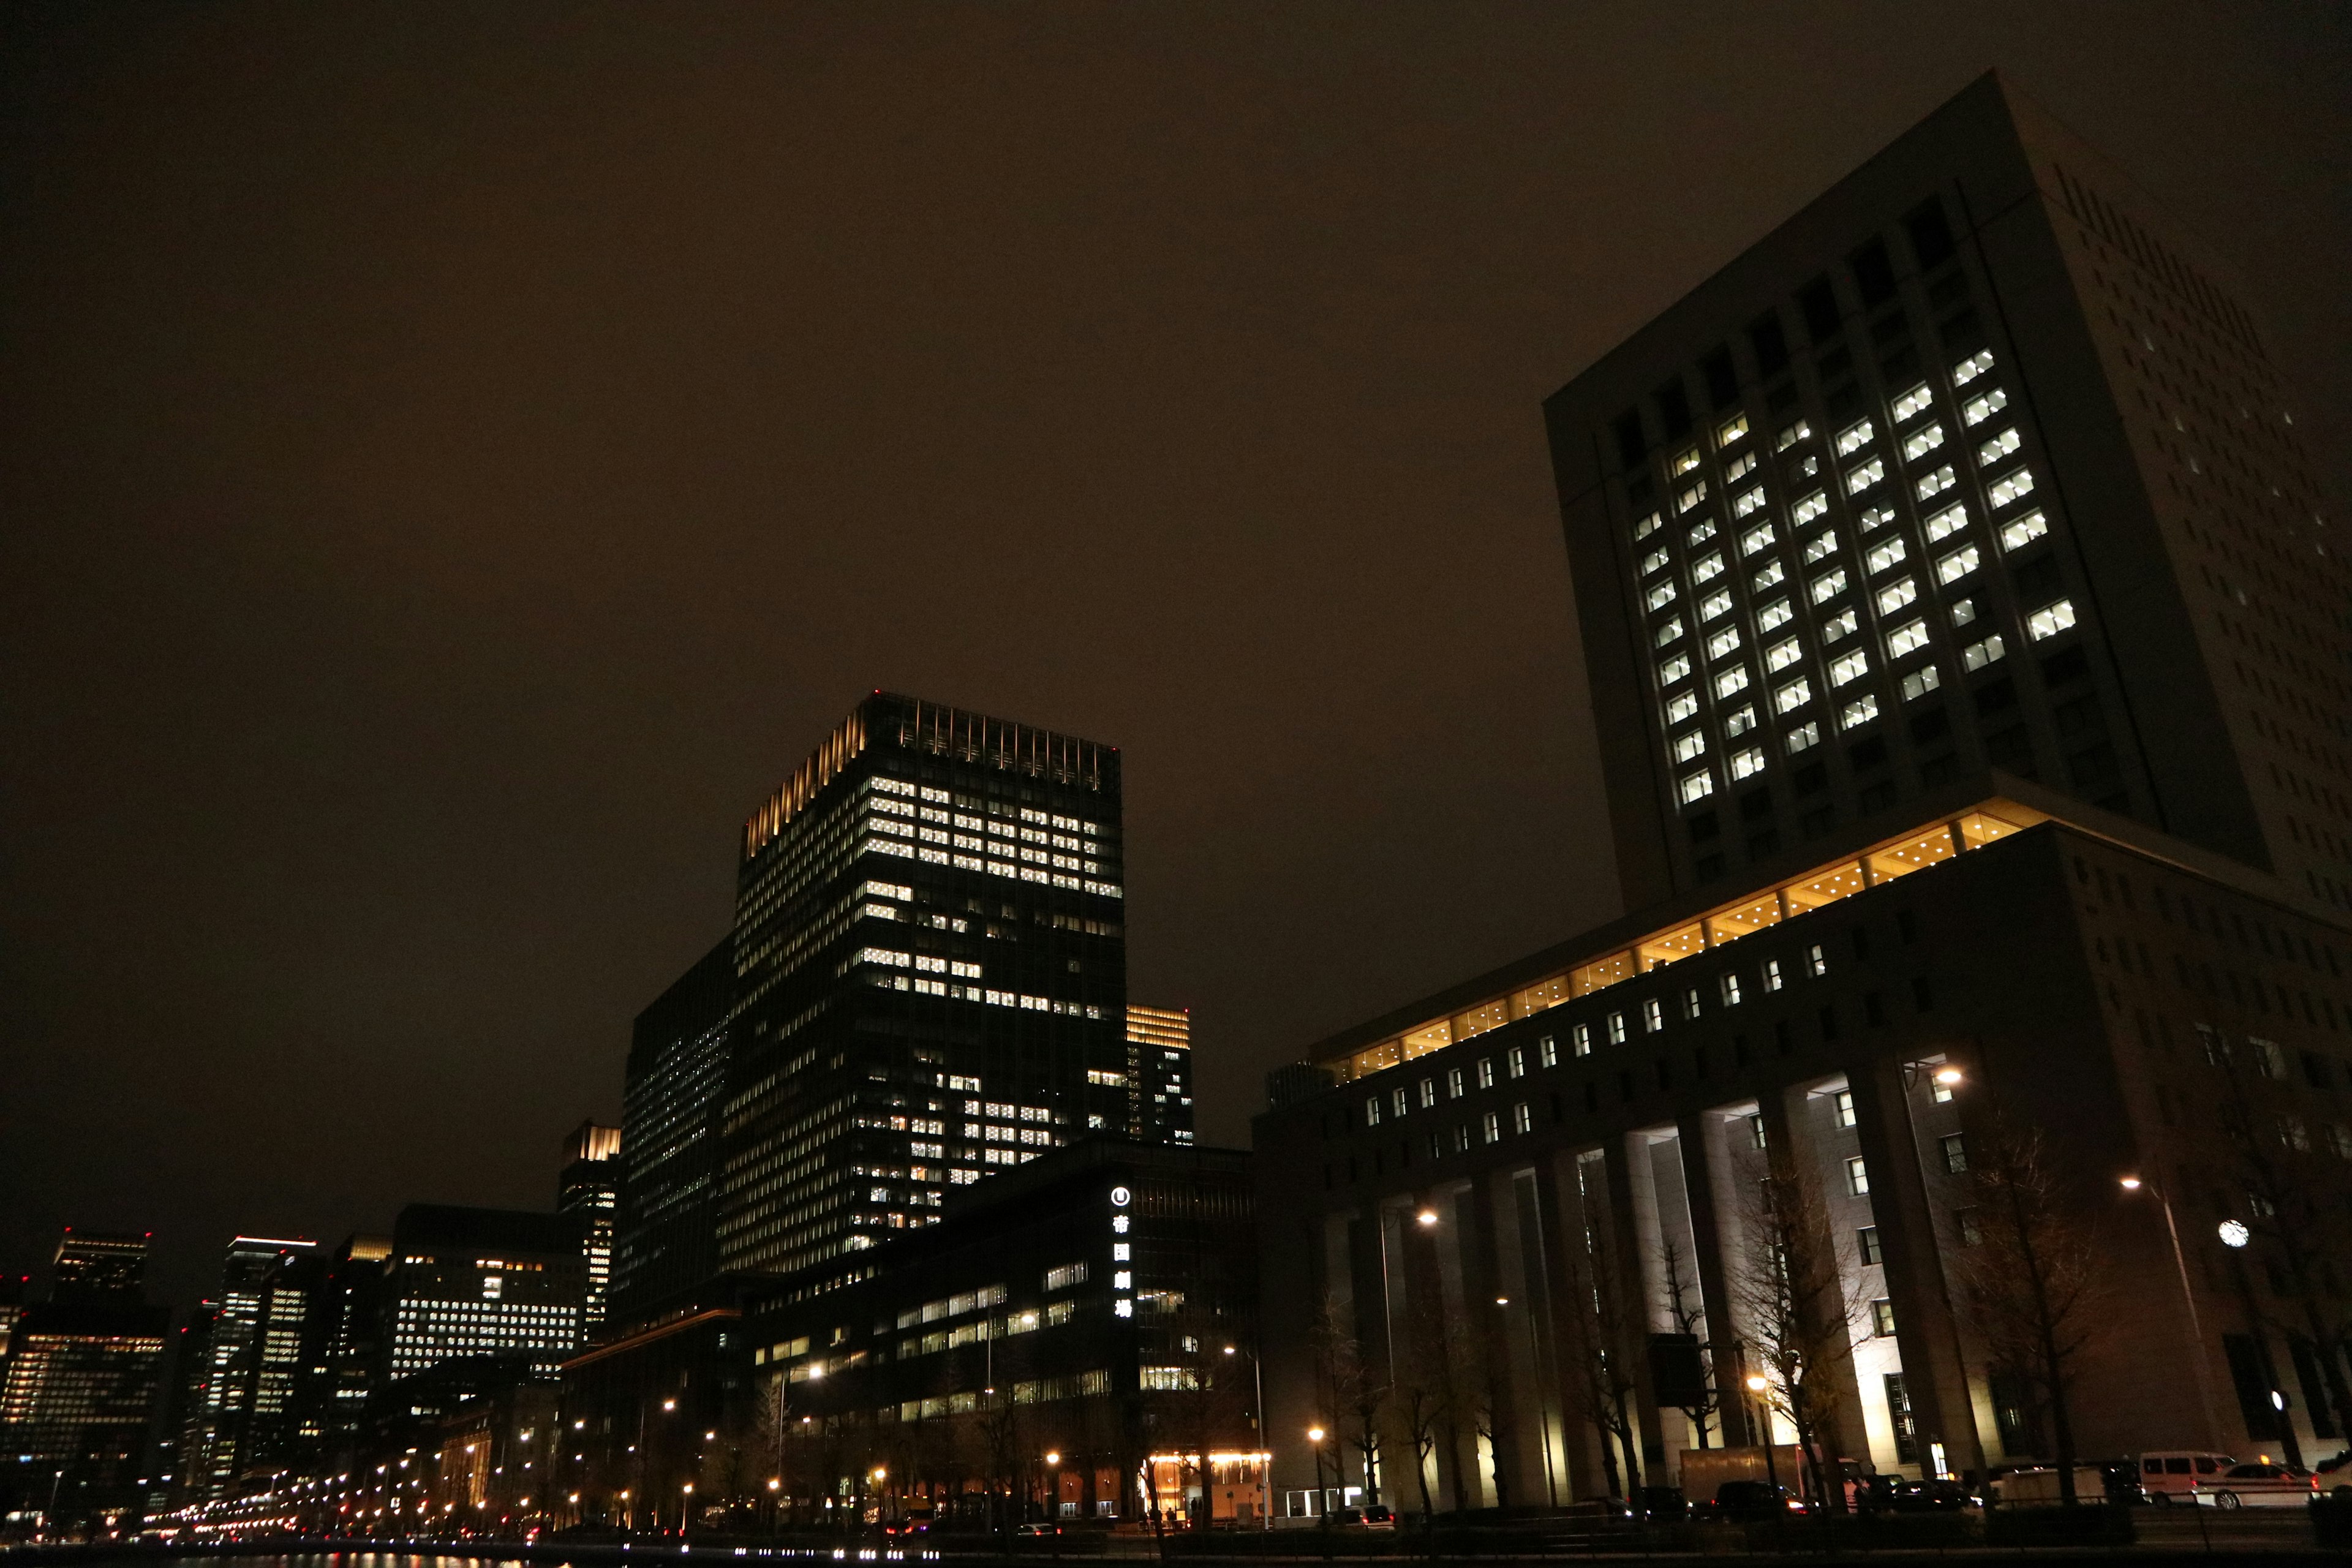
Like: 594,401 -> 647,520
4,4 -> 2346,1310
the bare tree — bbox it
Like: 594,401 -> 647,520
1560,1206 -> 1646,1501
1311,1304 -> 1387,1509
1391,1295 -> 1458,1525
1659,1238 -> 1722,1449
1953,1116 -> 2109,1505
1728,1151 -> 1863,1510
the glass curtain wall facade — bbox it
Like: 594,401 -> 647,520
718,693 -> 1130,1283
611,940 -> 734,1327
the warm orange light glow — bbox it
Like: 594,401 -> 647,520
2119,1176 -> 2143,1191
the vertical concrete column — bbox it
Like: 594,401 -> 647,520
1676,1110 -> 1752,1447
1464,1168 -> 1518,1510
1758,1084 -> 1872,1479
1536,1151 -> 1609,1501
1845,1060 -> 1988,1479
1602,1133 -> 1670,1488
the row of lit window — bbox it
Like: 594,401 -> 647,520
1362,946 -> 1833,1127
861,966 -> 1107,1019
859,832 -> 1122,899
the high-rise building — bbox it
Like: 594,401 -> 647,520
1257,73 -> 2352,1515
380,1205 -> 587,1381
718,693 -> 1130,1282
1123,1004 -> 1196,1143
178,1236 -> 318,1503
49,1230 -> 150,1303
0,1230 -> 169,1533
1546,72 -> 2346,914
557,1122 -> 622,1330
611,939 -> 734,1326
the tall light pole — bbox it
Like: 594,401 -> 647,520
2119,1175 -> 2223,1445
1223,1344 -> 1271,1529
1496,1295 -> 1558,1506
1745,1376 -> 1780,1499
1308,1427 -> 1328,1528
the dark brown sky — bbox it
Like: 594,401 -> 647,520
4,3 -> 2346,1308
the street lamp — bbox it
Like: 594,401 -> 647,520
1223,1343 -> 1272,1529
1308,1427 -> 1329,1528
2119,1174 -> 2224,1441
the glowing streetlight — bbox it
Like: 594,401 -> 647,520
2219,1219 -> 2252,1248
1045,1451 -> 1061,1465
1307,1427 -> 1324,1443
2119,1175 -> 2143,1190
1415,1210 -> 1438,1227
1934,1066 -> 1963,1086
662,1399 -> 676,1411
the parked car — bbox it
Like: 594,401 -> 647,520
1326,1506 -> 1364,1528
2138,1451 -> 2236,1505
1012,1521 -> 1063,1537
1700,1480 -> 1806,1519
1636,1485 -> 1688,1521
2315,1450 -> 2352,1499
1359,1504 -> 1397,1529
1861,1475 -> 1970,1512
2197,1462 -> 2316,1509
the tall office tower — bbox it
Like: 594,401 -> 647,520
49,1229 -> 149,1302
380,1205 -> 587,1381
317,1235 -> 391,1449
720,693 -> 1129,1281
0,1229 -> 168,1532
180,1236 -> 317,1503
1123,1004 -> 1197,1143
556,1122 -> 622,1329
611,939 -> 733,1325
1547,72 -> 2347,912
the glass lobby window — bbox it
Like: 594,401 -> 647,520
1846,1156 -> 1871,1196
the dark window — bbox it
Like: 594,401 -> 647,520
1898,910 -> 1918,944
1928,270 -> 1969,312
1819,1004 -> 1840,1041
1852,928 -> 1872,961
1905,197 -> 1958,270
1549,1090 -> 1563,1123
1656,1059 -> 1674,1091
1613,409 -> 1647,470
1860,780 -> 1898,812
1849,736 -> 1889,772
1879,342 -> 1920,385
1689,810 -> 1720,843
1695,852 -> 1725,880
1774,1020 -> 1793,1056
1794,763 -> 1829,796
1985,724 -> 2035,772
1818,344 -> 1852,379
1869,309 -> 1910,348
1864,991 -> 1886,1026
1694,1045 -> 1709,1079
2051,693 -> 2102,735
1584,1081 -> 1599,1114
2302,1051 -> 2333,1090
1973,677 -> 2018,715
1912,975 -> 1934,1011
1909,704 -> 1950,743
1858,1226 -> 1884,1265
1657,379 -> 1693,439
1702,345 -> 1738,410
1825,379 -> 1863,423
1919,752 -> 1961,786
1801,805 -> 1838,837
2040,644 -> 2090,688
1741,786 -> 1774,821
1750,312 -> 1790,378
1939,307 -> 1984,352
1765,379 -> 1797,413
1748,829 -> 1782,858
1619,1070 -> 1635,1102
1734,1034 -> 1752,1068
2012,554 -> 2062,603
1798,276 -> 1841,342
1851,238 -> 1897,307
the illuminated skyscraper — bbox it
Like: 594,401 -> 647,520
718,693 -> 1131,1282
178,1235 -> 317,1503
0,1231 -> 168,1532
380,1205 -> 587,1381
1123,1004 -> 1196,1143
50,1230 -> 149,1303
610,940 -> 733,1325
557,1122 -> 622,1329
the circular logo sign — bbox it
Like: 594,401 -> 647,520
1110,1185 -> 1131,1207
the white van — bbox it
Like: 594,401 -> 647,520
2138,1452 -> 2236,1504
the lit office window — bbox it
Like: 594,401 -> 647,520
1482,1112 -> 1501,1145
1478,1058 -> 1496,1089
1845,457 -> 1885,495
1865,537 -> 1907,574
1915,465 -> 1956,502
1999,509 -> 2049,551
1720,971 -> 1744,1005
1752,559 -> 1787,592
1935,544 -> 1980,584
1988,469 -> 2037,508
1363,1096 -> 1381,1126
1877,578 -> 1917,615
1643,997 -> 1664,1032
1766,637 -> 1803,673
1701,589 -> 1733,621
1924,502 -> 1969,543
1724,704 -> 1758,737
1692,551 -> 1726,583
1667,690 -> 1698,724
1887,619 -> 1930,658
1715,667 -> 1751,699
1840,695 -> 1880,729
1634,511 -> 1663,540
1419,1077 -> 1437,1109
1673,730 -> 1708,763
1506,1046 -> 1525,1080
1803,530 -> 1839,564
1807,943 -> 1828,976
1940,1134 -> 1969,1174
1718,412 -> 1750,447
1951,349 -> 1994,385
1961,635 -> 2006,671
1871,1299 -> 1896,1337
1793,491 -> 1830,526
1858,1226 -> 1883,1265
1679,771 -> 1715,805
2026,600 -> 2077,641
1811,568 -> 1849,605
1672,447 -> 1702,476
1835,418 -> 1875,457
1891,383 -> 1933,421
1740,521 -> 1776,555
1900,666 -> 1942,701
1659,652 -> 1692,685
1977,427 -> 2022,466
1774,677 -> 1812,714
1607,1012 -> 1628,1046
1785,720 -> 1821,753
1733,486 -> 1766,519
1775,418 -> 1811,451
1758,598 -> 1793,631
1902,423 -> 1945,462
1572,1023 -> 1593,1057
1845,1156 -> 1871,1196
1830,650 -> 1870,687
1655,616 -> 1686,649
1447,1067 -> 1465,1098
1708,626 -> 1743,660
1730,747 -> 1766,780
1646,581 -> 1678,610
1764,959 -> 1785,992
1514,1102 -> 1533,1135
1961,387 -> 2007,425
1539,1034 -> 1558,1069
1643,547 -> 1670,576
1833,1090 -> 1857,1128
